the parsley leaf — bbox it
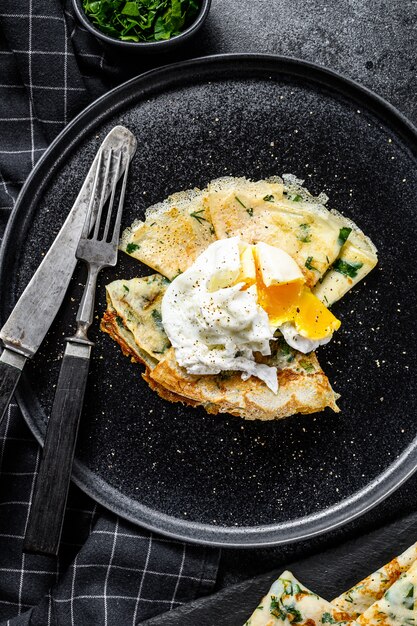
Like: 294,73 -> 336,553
333,258 -> 363,278
404,584 -> 414,610
322,613 -> 337,624
291,194 -> 303,202
123,284 -> 130,293
270,596 -> 287,620
151,309 -> 164,330
305,256 -> 319,271
263,194 -> 275,202
246,207 -> 254,217
82,0 -> 200,43
126,242 -> 140,254
338,226 -> 352,246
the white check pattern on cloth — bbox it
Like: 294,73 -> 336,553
0,2 -> 220,624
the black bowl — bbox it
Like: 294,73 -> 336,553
71,0 -> 211,54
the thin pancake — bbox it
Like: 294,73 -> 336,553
333,541 -> 417,619
102,277 -> 339,420
357,559 -> 417,626
104,275 -> 170,361
243,571 -> 353,626
148,347 -> 339,421
204,176 -> 345,288
120,188 -> 216,280
313,213 -> 378,307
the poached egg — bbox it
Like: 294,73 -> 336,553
161,237 -> 340,393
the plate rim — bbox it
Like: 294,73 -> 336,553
2,52 -> 417,548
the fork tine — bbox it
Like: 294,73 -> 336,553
111,155 -> 129,245
81,149 -> 103,239
93,148 -> 113,239
102,151 -> 122,241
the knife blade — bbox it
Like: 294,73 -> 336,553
0,125 -> 137,423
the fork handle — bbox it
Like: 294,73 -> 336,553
24,340 -> 92,556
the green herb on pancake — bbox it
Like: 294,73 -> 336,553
126,242 -> 140,254
305,256 -> 318,271
338,226 -> 352,246
333,258 -> 363,278
190,209 -> 208,224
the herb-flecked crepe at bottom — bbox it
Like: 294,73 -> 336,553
244,540 -> 417,626
101,176 -> 377,421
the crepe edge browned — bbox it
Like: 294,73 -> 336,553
101,307 -> 339,421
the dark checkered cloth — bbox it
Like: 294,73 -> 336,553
0,2 -> 220,624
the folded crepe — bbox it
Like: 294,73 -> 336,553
101,276 -> 340,421
105,175 -> 377,420
244,541 -> 417,626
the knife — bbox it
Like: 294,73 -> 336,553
0,126 -> 137,423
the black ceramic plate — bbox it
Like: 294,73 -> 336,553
1,54 -> 417,547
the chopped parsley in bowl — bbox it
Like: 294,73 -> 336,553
73,0 -> 210,51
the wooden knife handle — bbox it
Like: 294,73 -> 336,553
0,357 -> 23,424
24,343 -> 91,555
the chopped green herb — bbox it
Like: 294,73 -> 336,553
115,315 -> 124,328
126,242 -> 140,254
256,606 -> 264,611
291,194 -> 303,202
333,258 -> 363,278
246,207 -> 254,217
305,256 -> 319,271
263,194 -> 275,202
298,223 -> 312,243
338,226 -> 352,246
209,225 -> 215,235
404,584 -> 414,610
190,209 -> 207,224
291,583 -> 302,596
82,0 -> 200,43
123,284 -> 129,293
151,309 -> 164,330
300,360 -> 315,373
235,195 -> 246,208
322,613 -> 337,624
270,597 -> 287,621
286,607 -> 303,623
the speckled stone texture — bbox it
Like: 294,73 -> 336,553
114,0 -> 417,128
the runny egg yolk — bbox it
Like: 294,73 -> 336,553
238,244 -> 341,340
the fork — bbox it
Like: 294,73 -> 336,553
23,148 -> 129,556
